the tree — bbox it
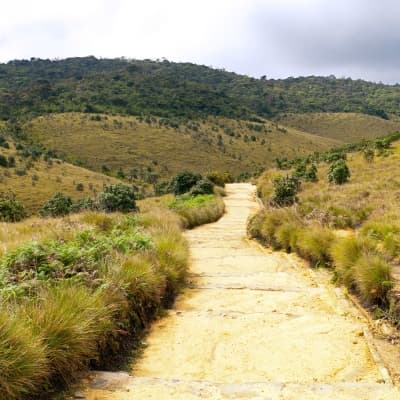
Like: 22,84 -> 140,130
328,160 -> 350,185
98,184 -> 137,212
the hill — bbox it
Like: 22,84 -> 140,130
0,134 -> 122,213
275,112 -> 400,142
1,57 -> 400,121
23,112 -> 340,182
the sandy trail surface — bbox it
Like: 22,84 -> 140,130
82,183 -> 398,399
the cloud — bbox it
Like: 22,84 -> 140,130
0,0 -> 399,83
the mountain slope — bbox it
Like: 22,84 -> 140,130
0,137 -> 122,213
24,113 -> 340,180
275,113 -> 400,142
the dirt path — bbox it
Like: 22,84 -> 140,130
82,183 -> 399,399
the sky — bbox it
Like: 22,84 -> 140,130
0,0 -> 399,83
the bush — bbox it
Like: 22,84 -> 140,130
328,160 -> 350,185
190,179 -> 214,196
0,155 -> 8,167
271,175 -> 300,206
98,184 -> 137,213
39,192 -> 73,217
0,193 -> 27,222
304,164 -> 318,182
76,183 -> 84,192
206,171 -> 233,187
71,197 -> 98,213
171,171 -> 201,195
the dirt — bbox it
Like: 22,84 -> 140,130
81,183 -> 399,399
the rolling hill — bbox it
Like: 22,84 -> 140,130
0,135 -> 122,213
23,112 -> 340,181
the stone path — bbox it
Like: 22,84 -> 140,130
82,183 -> 399,399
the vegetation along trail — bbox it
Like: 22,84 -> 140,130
83,183 -> 399,399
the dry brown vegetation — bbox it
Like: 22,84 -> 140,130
24,113 -> 339,180
0,141 -> 122,213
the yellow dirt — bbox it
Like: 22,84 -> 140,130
82,183 -> 399,399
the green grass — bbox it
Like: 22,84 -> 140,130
168,194 -> 225,229
0,207 -> 189,399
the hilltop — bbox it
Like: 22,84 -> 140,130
1,57 -> 400,121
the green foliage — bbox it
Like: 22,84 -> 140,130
363,148 -> 375,163
328,160 -> 350,184
0,155 -> 8,167
39,192 -> 73,217
271,175 -> 300,206
2,57 -> 400,121
0,193 -> 27,222
190,179 -> 215,196
171,171 -> 202,195
98,184 -> 137,213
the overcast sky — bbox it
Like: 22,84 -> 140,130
0,0 -> 399,83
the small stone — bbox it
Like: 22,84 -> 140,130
356,331 -> 364,337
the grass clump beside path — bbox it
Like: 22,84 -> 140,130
168,193 -> 225,229
0,209 -> 189,399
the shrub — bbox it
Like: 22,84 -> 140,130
14,167 -> 27,176
39,192 -> 73,217
304,164 -> 318,182
190,179 -> 214,196
0,155 -> 7,168
98,184 -> 137,213
0,193 -> 27,222
206,171 -> 233,187
171,171 -> 201,195
328,160 -> 350,185
271,175 -> 300,206
7,156 -> 15,168
76,183 -> 84,192
363,148 -> 375,163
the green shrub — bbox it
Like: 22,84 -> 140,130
190,179 -> 214,196
0,155 -> 7,168
328,160 -> 350,185
98,184 -> 137,213
271,175 -> 300,207
0,308 -> 49,399
71,197 -> 98,213
0,193 -> 27,222
39,192 -> 73,217
171,171 -> 201,195
304,164 -> 318,182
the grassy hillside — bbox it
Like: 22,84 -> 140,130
24,112 -> 339,181
276,112 -> 400,142
250,137 -> 400,315
1,57 -> 400,120
0,138 -> 122,213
